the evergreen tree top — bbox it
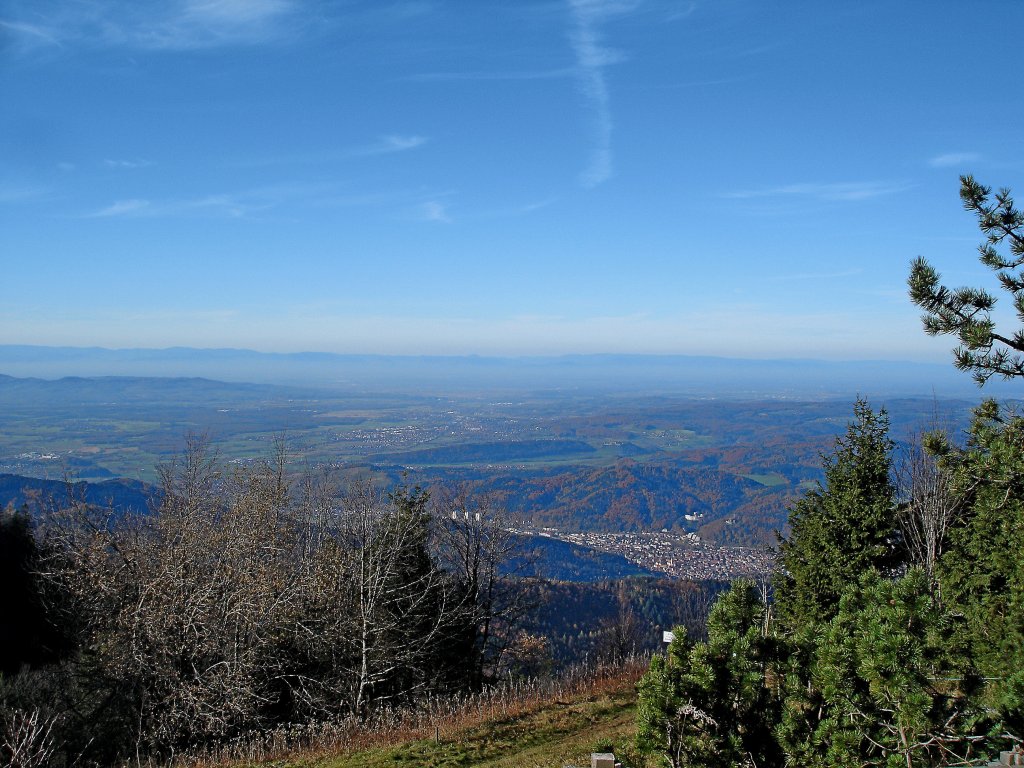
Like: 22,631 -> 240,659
776,399 -> 898,630
909,175 -> 1024,384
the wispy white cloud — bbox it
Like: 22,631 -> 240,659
409,68 -> 576,82
97,195 -> 264,219
85,181 -> 370,219
182,0 -> 289,26
87,191 -> 260,219
85,180 -> 461,222
365,2 -> 436,23
928,152 -> 981,168
117,0 -> 297,49
229,134 -> 428,168
767,268 -> 863,282
89,194 -> 255,219
666,2 -> 699,21
567,0 -> 636,188
0,182 -> 47,203
2,0 -> 298,52
640,75 -> 749,90
724,181 -> 912,202
0,19 -> 62,50
478,197 -> 560,219
90,199 -> 151,217
183,194 -> 251,217
418,201 -> 451,223
104,158 -> 154,169
517,197 -> 558,214
364,134 -> 428,155
313,191 -> 400,209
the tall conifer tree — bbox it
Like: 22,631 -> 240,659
775,399 -> 899,631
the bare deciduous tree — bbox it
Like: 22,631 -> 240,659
46,438 -> 302,755
432,488 -> 534,688
37,442 -> 531,761
336,483 -> 452,715
896,430 -> 961,595
1,709 -> 61,768
596,582 -> 641,664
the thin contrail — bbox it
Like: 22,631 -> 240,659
568,0 -> 630,188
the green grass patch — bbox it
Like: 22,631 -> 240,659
740,472 -> 789,487
235,669 -> 654,768
319,697 -> 634,768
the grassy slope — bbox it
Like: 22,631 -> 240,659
267,674 -> 654,768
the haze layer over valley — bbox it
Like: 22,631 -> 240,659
0,348 -> 995,571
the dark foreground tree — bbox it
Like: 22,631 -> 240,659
796,569 -> 985,768
638,175 -> 1024,768
909,175 -> 1024,384
595,581 -> 643,665
0,509 -> 68,676
636,580 -> 781,768
907,175 -> 1024,757
44,440 -> 303,755
431,488 -> 534,689
928,400 -> 1024,683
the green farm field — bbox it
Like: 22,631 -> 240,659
0,374 -> 981,543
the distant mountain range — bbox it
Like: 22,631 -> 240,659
0,344 -> 1010,398
0,372 -> 298,407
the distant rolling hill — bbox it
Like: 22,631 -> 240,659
0,472 -> 652,583
0,473 -> 154,517
510,534 -> 658,581
0,372 -> 307,407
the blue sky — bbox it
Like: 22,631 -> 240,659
2,1 -> 1023,359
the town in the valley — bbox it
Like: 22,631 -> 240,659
517,526 -> 776,581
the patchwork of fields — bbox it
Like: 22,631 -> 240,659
0,374 -> 979,545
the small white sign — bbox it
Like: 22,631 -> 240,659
663,630 -> 675,644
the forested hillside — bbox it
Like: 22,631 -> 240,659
0,473 -> 152,516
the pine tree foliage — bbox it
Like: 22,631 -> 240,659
638,175 -> 1024,768
808,569 -> 984,768
776,399 -> 899,630
907,176 -> 1024,752
636,581 -> 781,768
909,175 -> 1024,383
636,634 -> 719,768
930,400 -> 1024,682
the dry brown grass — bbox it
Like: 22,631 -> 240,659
175,658 -> 648,768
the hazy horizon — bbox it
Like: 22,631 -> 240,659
4,342 -> 1021,400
